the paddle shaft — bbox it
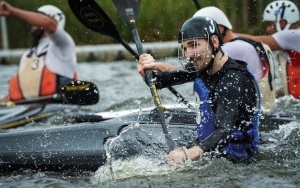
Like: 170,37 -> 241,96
119,38 -> 139,59
111,0 -> 175,150
131,25 -> 170,135
1,95 -> 56,107
14,94 -> 57,105
132,25 -> 176,151
193,0 -> 201,10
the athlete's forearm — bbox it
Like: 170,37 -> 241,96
9,6 -> 57,34
153,62 -> 181,72
199,127 -> 231,152
154,69 -> 195,89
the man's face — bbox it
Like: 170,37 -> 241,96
264,21 -> 277,35
30,25 -> 44,37
264,20 -> 288,35
181,38 -> 213,72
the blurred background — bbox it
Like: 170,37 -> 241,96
1,0 -> 300,49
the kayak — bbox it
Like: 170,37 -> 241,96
0,104 -> 300,172
0,106 -> 196,171
76,104 -> 300,131
2,101 -> 297,130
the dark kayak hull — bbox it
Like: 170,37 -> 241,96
0,106 -> 299,171
0,108 -> 196,171
0,122 -> 121,171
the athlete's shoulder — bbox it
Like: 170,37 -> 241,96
273,28 -> 300,38
224,57 -> 248,71
223,39 -> 254,50
222,38 -> 258,58
49,28 -> 76,47
223,58 -> 255,80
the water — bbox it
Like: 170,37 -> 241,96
0,60 -> 300,187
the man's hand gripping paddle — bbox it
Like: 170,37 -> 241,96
111,0 -> 176,151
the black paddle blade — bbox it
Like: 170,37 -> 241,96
62,81 -> 99,105
112,0 -> 141,27
68,0 -> 122,42
112,0 -> 144,55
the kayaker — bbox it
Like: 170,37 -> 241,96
237,0 -> 300,99
138,16 -> 261,165
143,6 -> 276,114
193,6 -> 276,115
0,2 -> 77,102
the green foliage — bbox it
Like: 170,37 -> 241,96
1,0 -> 300,48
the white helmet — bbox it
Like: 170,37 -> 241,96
263,0 -> 299,31
193,6 -> 232,29
37,5 -> 65,29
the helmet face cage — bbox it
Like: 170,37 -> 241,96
178,36 -> 211,73
178,16 -> 219,73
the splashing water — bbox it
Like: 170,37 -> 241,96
91,122 -> 172,184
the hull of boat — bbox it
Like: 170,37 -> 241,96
0,122 -> 121,171
0,105 -> 299,171
0,110 -> 196,171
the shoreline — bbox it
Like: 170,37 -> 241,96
0,41 -> 178,64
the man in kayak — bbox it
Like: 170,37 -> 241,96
138,16 -> 261,164
193,6 -> 276,115
145,6 -> 275,114
237,0 -> 300,99
0,2 -> 77,102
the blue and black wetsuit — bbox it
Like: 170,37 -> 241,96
153,57 -> 260,163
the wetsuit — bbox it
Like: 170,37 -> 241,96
153,57 -> 260,162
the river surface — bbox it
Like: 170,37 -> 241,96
0,59 -> 300,188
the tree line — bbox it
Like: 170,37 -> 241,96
1,0 -> 299,49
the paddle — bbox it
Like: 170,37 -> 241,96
112,0 -> 175,150
68,0 -> 138,59
193,0 -> 201,10
1,80 -> 99,106
67,0 -> 192,109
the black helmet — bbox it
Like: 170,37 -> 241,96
178,16 -> 224,46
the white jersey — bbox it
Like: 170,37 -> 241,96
19,27 -> 77,78
272,28 -> 300,53
221,40 -> 263,81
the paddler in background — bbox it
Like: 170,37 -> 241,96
0,1 -> 78,103
138,16 -> 261,164
237,0 -> 300,99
